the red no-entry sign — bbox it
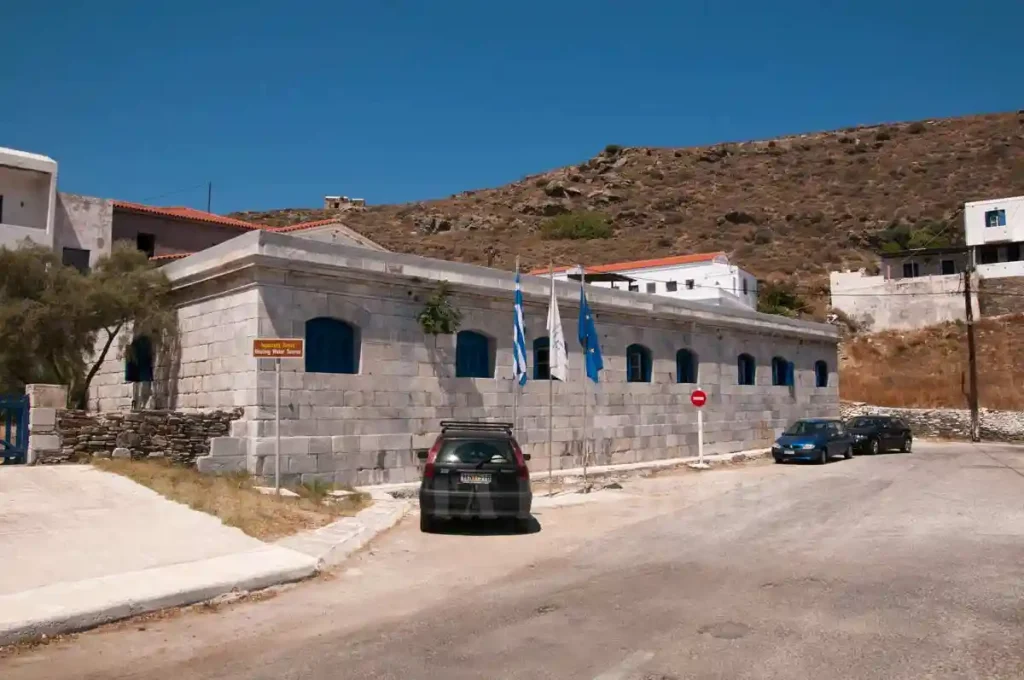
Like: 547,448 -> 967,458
690,389 -> 707,408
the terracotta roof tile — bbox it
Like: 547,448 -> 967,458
530,252 -> 728,275
271,218 -> 342,233
149,252 -> 193,262
112,201 -> 262,230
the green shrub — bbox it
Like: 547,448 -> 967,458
875,129 -> 892,141
906,121 -> 926,134
758,280 -> 807,317
540,212 -> 613,240
604,144 -> 622,156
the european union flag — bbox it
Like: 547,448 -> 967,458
577,279 -> 604,383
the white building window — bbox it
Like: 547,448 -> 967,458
628,282 -> 639,292
903,262 -> 920,278
742,278 -> 748,295
685,279 -> 694,290
941,260 -> 956,275
666,281 -> 677,292
646,282 -> 656,293
985,209 -> 1006,228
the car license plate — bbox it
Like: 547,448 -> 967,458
460,472 -> 491,485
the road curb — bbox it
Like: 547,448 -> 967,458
0,545 -> 318,647
276,498 -> 413,567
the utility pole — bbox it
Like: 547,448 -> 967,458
207,182 -> 212,213
963,263 -> 980,442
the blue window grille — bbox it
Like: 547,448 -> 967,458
984,209 -> 1007,228
125,336 -> 154,382
456,330 -> 492,378
676,349 -> 697,384
738,353 -> 756,385
815,360 -> 829,388
771,356 -> 793,386
305,317 -> 358,374
626,344 -> 652,383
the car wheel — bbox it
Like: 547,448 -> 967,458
901,437 -> 912,453
844,445 -> 853,460
774,456 -> 784,464
870,438 -> 880,455
818,448 -> 828,465
420,513 -> 435,533
515,517 -> 532,534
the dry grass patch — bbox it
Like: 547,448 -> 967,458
94,458 -> 370,541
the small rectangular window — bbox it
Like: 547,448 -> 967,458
666,281 -> 677,292
902,262 -> 920,278
941,259 -> 956,275
742,278 -> 748,295
628,282 -> 639,292
1007,243 -> 1021,262
137,233 -> 156,258
646,282 -> 656,293
685,279 -> 694,290
979,245 -> 999,265
0,194 -> 4,223
62,247 -> 90,274
985,209 -> 1006,228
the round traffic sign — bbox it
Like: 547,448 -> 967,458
690,389 -> 707,408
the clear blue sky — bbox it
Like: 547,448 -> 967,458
2,1 -> 1020,214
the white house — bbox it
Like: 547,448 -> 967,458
0,146 -> 58,253
532,252 -> 758,310
965,195 -> 1024,278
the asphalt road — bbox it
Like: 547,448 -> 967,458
4,442 -> 1023,679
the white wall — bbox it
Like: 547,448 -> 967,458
551,262 -> 758,309
965,195 -> 1024,247
53,193 -> 114,266
0,147 -> 58,252
977,260 -> 1024,280
829,270 -> 977,332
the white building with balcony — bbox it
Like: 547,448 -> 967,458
965,195 -> 1024,278
532,252 -> 758,310
0,146 -> 58,253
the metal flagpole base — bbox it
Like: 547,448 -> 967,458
687,462 -> 711,470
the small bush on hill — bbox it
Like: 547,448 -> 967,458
757,280 -> 807,318
540,212 -> 612,240
603,144 -> 622,156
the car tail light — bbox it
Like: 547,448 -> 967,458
423,438 -> 442,479
512,441 -> 529,481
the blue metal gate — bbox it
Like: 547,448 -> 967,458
0,394 -> 29,465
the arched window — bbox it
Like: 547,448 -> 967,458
533,337 -> 551,380
771,356 -> 793,386
305,317 -> 359,374
626,344 -> 652,383
676,349 -> 697,384
125,335 -> 154,382
737,353 -> 756,386
815,360 -> 829,388
456,330 -> 494,378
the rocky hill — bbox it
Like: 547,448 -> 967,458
233,111 -> 1024,296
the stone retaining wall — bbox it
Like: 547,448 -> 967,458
977,277 -> 1024,318
45,409 -> 243,465
840,401 -> 1024,442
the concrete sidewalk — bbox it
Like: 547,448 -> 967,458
0,466 -> 318,645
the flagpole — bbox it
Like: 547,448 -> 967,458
548,262 -> 554,495
581,267 -> 588,490
513,256 -> 520,435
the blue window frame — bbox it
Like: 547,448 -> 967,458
125,335 -> 154,382
738,353 -> 756,385
815,360 -> 829,388
533,337 -> 552,380
456,330 -> 492,378
984,209 -> 1007,228
676,349 -> 697,384
305,317 -> 358,374
771,356 -> 793,386
626,344 -> 652,383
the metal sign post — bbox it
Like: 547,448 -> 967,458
688,389 -> 709,470
253,338 -> 305,495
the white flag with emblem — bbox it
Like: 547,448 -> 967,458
546,276 -> 569,381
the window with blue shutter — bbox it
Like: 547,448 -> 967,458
738,353 -> 756,385
125,335 -> 154,382
626,344 -> 652,383
676,349 -> 697,384
456,330 -> 492,378
815,360 -> 829,388
771,356 -> 793,386
304,317 -> 358,374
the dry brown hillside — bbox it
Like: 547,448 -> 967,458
841,315 -> 1024,411
233,111 -> 1024,291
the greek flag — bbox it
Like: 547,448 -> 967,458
513,270 -> 528,386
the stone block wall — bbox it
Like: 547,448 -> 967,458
46,408 -> 243,465
977,276 -> 1024,318
840,401 -> 1024,442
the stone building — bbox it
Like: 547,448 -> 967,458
88,230 -> 840,486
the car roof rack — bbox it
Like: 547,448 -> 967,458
440,420 -> 514,435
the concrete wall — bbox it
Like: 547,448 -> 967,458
829,270 -> 978,332
0,165 -> 50,230
53,193 -> 113,267
965,195 -> 1024,248
111,211 -> 253,257
880,251 -> 968,280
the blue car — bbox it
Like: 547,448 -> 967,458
772,418 -> 853,465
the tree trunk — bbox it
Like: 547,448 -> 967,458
75,324 -> 122,410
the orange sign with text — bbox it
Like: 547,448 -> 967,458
253,338 -> 305,358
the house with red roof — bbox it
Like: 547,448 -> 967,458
531,252 -> 758,310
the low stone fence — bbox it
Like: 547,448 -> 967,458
41,409 -> 243,465
840,401 -> 1024,442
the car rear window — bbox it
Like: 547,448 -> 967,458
849,417 -> 884,428
436,439 -> 515,465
